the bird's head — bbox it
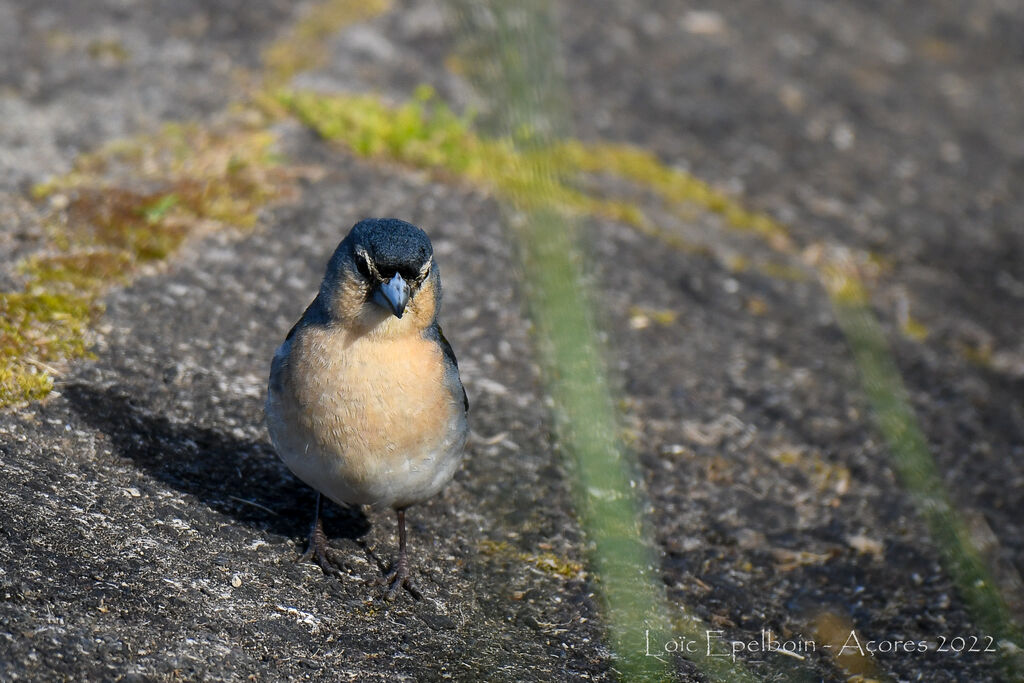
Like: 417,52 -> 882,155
320,218 -> 440,335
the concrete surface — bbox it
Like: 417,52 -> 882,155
1,0 -> 1022,680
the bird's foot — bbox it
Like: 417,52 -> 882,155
298,520 -> 345,576
376,554 -> 421,601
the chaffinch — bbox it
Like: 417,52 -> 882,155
266,218 -> 468,599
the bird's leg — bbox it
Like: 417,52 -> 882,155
381,507 -> 421,600
298,492 -> 344,575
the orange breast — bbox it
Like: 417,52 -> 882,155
285,325 -> 452,475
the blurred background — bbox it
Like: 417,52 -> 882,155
1,1 -> 1022,680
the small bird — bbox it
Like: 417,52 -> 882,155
265,218 -> 469,599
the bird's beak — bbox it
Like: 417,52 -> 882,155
375,273 -> 410,318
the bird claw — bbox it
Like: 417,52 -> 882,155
298,522 -> 345,576
375,557 -> 421,601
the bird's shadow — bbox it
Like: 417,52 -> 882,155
63,383 -> 369,544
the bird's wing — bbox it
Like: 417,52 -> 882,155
284,297 -> 324,342
430,323 -> 469,413
271,297 -> 326,397
268,336 -> 290,397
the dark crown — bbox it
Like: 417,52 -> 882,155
349,218 -> 432,275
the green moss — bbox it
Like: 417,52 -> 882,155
627,306 -> 677,328
0,365 -> 53,405
276,86 -> 809,286
22,251 -> 133,292
2,116 -> 295,408
86,39 -> 129,64
555,141 -> 792,247
822,266 -> 869,305
141,194 -> 179,223
263,0 -> 392,89
0,290 -> 97,405
34,122 -> 290,224
901,316 -> 930,341
277,88 -> 644,224
4,0 -> 399,409
758,261 -> 810,282
479,540 -> 584,579
55,189 -> 187,261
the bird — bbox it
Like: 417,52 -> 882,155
265,218 -> 469,599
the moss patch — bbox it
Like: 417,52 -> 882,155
263,0 -> 392,90
276,86 -> 804,281
901,316 -> 930,341
0,291 -> 94,405
479,540 -> 585,580
2,0 -> 394,409
86,39 -> 130,64
1,116 -> 297,407
627,306 -> 677,329
556,141 -> 792,249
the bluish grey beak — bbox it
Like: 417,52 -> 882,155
374,273 -> 410,318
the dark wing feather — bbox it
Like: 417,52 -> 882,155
285,296 -> 329,342
431,323 -> 468,412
